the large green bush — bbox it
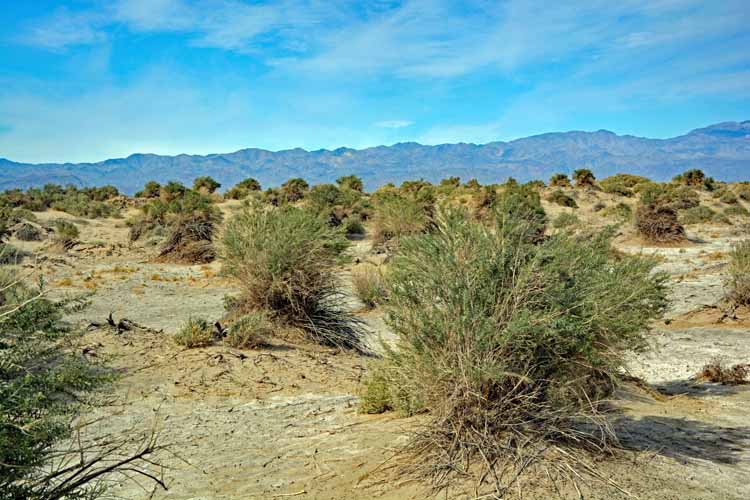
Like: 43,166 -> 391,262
221,205 -> 366,351
361,207 -> 667,490
362,207 -> 666,484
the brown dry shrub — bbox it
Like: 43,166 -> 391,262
697,359 -> 749,384
635,204 -> 686,243
157,211 -> 220,264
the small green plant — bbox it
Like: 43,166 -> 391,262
552,212 -> 580,229
225,312 -> 272,349
352,266 -> 387,309
344,215 -> 365,236
679,205 -> 715,225
173,317 -> 213,348
726,240 -> 750,307
725,205 -> 750,218
53,220 -> 79,250
545,189 -> 577,208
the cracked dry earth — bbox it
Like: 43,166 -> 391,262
11,209 -> 750,499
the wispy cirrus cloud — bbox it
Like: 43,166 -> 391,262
374,120 -> 413,129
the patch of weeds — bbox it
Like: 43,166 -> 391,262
225,312 -> 272,349
173,317 -> 213,348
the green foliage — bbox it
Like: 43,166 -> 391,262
715,189 -> 738,204
225,178 -> 261,199
221,205 -> 365,351
572,168 -> 595,187
673,169 -> 706,187
361,207 -> 667,486
142,181 -> 162,198
549,173 -> 570,187
372,194 -> 429,247
344,216 -> 365,236
726,240 -> 750,307
173,317 -> 213,348
465,178 -> 482,190
336,175 -> 364,192
53,220 -> 80,249
725,205 -> 750,218
545,189 -> 578,208
0,270 -> 111,498
552,212 -> 580,229
280,178 -> 309,203
193,176 -> 221,194
639,183 -> 699,210
599,174 -> 651,197
0,184 -> 120,219
679,205 -> 716,225
225,312 -> 272,349
161,181 -> 187,201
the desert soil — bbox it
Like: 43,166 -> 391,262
8,202 -> 750,499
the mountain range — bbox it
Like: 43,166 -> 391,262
1,121 -> 749,194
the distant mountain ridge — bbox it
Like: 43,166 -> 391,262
1,121 -> 749,193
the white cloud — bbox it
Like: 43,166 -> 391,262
375,120 -> 414,129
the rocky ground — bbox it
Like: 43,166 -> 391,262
7,199 -> 750,499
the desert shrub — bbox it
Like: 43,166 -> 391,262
0,269 -> 165,498
336,175 -> 364,192
599,174 -> 651,197
496,182 -> 548,243
0,243 -> 25,265
593,202 -> 606,212
53,220 -> 79,250
549,173 -> 570,187
635,204 -> 686,243
372,195 -> 429,248
640,184 -> 699,210
141,181 -> 162,198
715,189 -> 738,204
174,317 -> 213,347
225,178 -> 261,199
736,184 -> 750,201
280,178 -> 309,203
552,212 -> 580,229
679,205 -> 715,225
344,215 -> 365,236
726,240 -> 750,307
361,207 -> 667,491
225,312 -> 272,349
573,168 -> 595,187
158,196 -> 222,264
352,266 -> 387,309
697,359 -> 749,385
725,205 -> 750,218
673,168 -> 710,188
545,189 -> 577,208
465,178 -> 482,190
193,176 -> 221,194
13,222 -> 43,241
221,205 -> 366,351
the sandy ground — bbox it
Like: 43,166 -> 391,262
6,198 -> 750,499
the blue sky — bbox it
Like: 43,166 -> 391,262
0,0 -> 748,164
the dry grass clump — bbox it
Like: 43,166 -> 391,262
14,223 -> 44,241
696,358 -> 749,385
726,240 -> 750,307
157,210 -> 220,264
222,205 -> 367,352
351,266 -> 387,309
173,317 -> 214,348
635,204 -> 686,243
225,312 -> 272,349
361,206 -> 667,494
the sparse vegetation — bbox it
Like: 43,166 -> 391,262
599,174 -> 652,197
225,312 -> 272,349
225,178 -> 262,199
549,173 -> 570,187
680,205 -> 716,225
193,176 -> 221,194
222,205 -> 366,351
361,206 -> 667,492
552,211 -> 580,228
697,358 -> 749,385
352,266 -> 387,309
371,194 -> 429,248
726,240 -> 750,307
174,317 -> 214,347
573,168 -> 596,187
53,220 -> 80,250
546,189 -> 578,208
